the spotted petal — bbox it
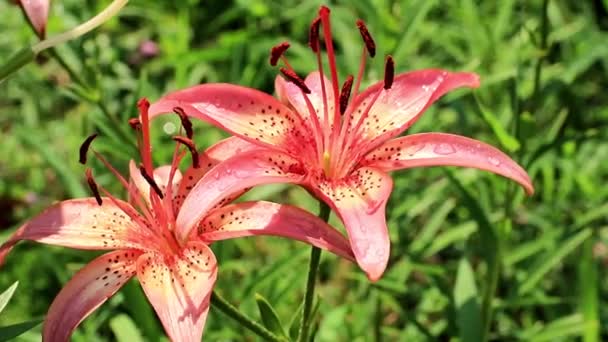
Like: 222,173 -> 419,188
148,84 -> 314,156
137,242 -> 217,342
348,70 -> 480,152
199,201 -> 354,261
43,249 -> 141,341
314,167 -> 393,281
362,133 -> 534,194
275,71 -> 336,132
174,136 -> 262,210
0,198 -> 150,265
175,149 -> 305,242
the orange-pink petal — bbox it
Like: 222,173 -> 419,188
361,133 -> 534,195
148,84 -> 314,156
175,136 -> 262,210
43,249 -> 141,341
0,198 -> 149,265
199,201 -> 354,261
275,71 -> 336,132
313,167 -> 393,281
175,149 -> 305,243
349,70 -> 480,152
136,242 -> 217,342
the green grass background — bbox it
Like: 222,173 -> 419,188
0,0 -> 607,341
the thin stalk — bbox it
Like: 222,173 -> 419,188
480,238 -> 501,342
531,0 -> 550,110
297,201 -> 331,342
211,291 -> 286,342
32,0 -> 129,54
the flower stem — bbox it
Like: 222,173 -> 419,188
297,201 -> 331,342
211,290 -> 286,342
32,0 -> 129,54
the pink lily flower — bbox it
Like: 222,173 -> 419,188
19,0 -> 50,39
148,6 -> 534,281
0,99 -> 353,341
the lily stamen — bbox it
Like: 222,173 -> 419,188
79,133 -> 98,165
85,168 -> 102,206
139,165 -> 164,199
173,107 -> 194,139
172,136 -> 200,169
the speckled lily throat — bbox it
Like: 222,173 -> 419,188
148,5 -> 534,282
0,98 -> 354,342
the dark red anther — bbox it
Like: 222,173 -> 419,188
128,118 -> 141,131
139,165 -> 164,199
339,75 -> 354,115
279,68 -> 311,94
356,19 -> 376,58
308,17 -> 321,53
85,168 -> 103,206
270,42 -> 290,67
173,107 -> 193,139
173,136 -> 200,169
384,55 -> 394,90
79,133 -> 98,165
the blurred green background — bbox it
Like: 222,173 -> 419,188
1,0 -> 607,341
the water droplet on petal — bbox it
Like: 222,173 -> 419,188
488,156 -> 500,166
433,143 -> 456,155
366,200 -> 383,215
406,143 -> 425,156
234,169 -> 249,179
355,239 -> 370,255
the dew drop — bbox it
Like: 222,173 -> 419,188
488,156 -> 500,166
355,239 -> 370,255
405,143 -> 425,156
433,143 -> 456,155
366,200 -> 383,215
234,169 -> 249,179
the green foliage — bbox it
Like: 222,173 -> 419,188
1,0 -> 607,341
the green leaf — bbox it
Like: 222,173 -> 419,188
518,229 -> 592,295
109,314 -> 145,342
0,319 -> 43,342
474,94 -> 521,152
454,259 -> 482,342
0,282 -> 18,314
0,47 -> 36,84
288,301 -> 304,341
255,293 -> 287,338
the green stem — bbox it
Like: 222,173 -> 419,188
211,291 -> 285,342
297,201 -> 331,342
480,239 -> 501,342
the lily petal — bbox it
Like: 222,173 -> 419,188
175,150 -> 305,243
313,167 -> 393,281
275,72 -> 335,131
349,70 -> 479,151
175,137 -> 262,210
199,201 -> 354,261
148,84 -> 314,155
362,133 -> 534,195
137,242 -> 217,342
43,249 -> 141,341
0,198 -> 148,265
20,0 -> 49,39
